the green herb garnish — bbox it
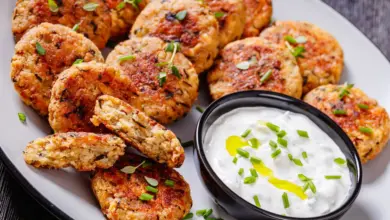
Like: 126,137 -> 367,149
196,209 -> 207,216
203,209 -> 213,218
288,154 -> 293,161
48,0 -> 59,12
214,11 -> 225,18
359,126 -> 373,134
139,193 -> 153,201
298,174 -> 311,182
238,168 -> 244,176
146,186 -> 158,193
83,2 -> 99,11
164,179 -> 175,187
253,195 -> 261,207
297,130 -> 309,138
308,181 -> 317,193
73,59 -> 83,65
166,41 -> 180,52
144,176 -> 158,187
36,42 -> 46,55
277,138 -> 288,148
120,161 -> 145,174
284,35 -> 297,44
158,72 -> 167,87
241,129 -> 251,138
333,109 -> 347,115
302,151 -> 308,159
18,113 -> 26,123
243,176 -> 257,184
277,130 -> 287,138
195,105 -> 204,113
72,22 -> 80,32
295,36 -> 307,43
248,138 -> 260,149
339,83 -> 354,99
237,148 -> 250,158
175,10 -> 187,20
232,157 -> 238,164
171,65 -> 181,78
282,192 -> 290,209
325,175 -> 342,179
266,122 -> 280,132
116,1 -> 126,10
293,158 -> 303,166
269,140 -> 277,149
292,46 -> 305,57
260,70 -> 272,84
118,54 -> 135,63
334,157 -> 346,165
183,213 -> 194,219
271,149 -> 281,159
357,104 -> 369,110
250,168 -> 258,177
236,61 -> 250,70
250,156 -> 262,164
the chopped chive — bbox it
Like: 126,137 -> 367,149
308,181 -> 316,193
297,174 -> 310,182
116,1 -> 125,10
277,130 -> 287,138
284,35 -> 297,44
196,209 -> 207,216
73,59 -> 83,65
83,2 -> 99,11
248,138 -> 260,149
250,168 -> 258,177
250,156 -> 262,164
195,105 -> 204,113
72,22 -> 80,31
266,122 -> 280,132
214,11 -> 225,18
297,130 -> 309,138
36,42 -> 46,55
238,168 -> 244,176
175,10 -> 187,20
146,186 -> 158,193
333,109 -> 347,115
253,195 -> 261,207
357,104 -> 369,110
260,70 -> 272,83
277,138 -> 288,148
269,140 -> 277,149
241,129 -> 252,138
144,176 -> 159,187
236,148 -> 250,158
334,157 -> 346,165
288,154 -> 293,161
203,209 -> 213,218
295,36 -> 307,43
243,176 -> 257,184
48,0 -> 59,12
293,158 -> 303,166
271,149 -> 281,159
139,193 -> 153,201
232,157 -> 238,164
302,151 -> 308,159
292,46 -> 305,57
236,61 -> 250,70
181,140 -> 194,147
164,179 -> 175,187
183,213 -> 194,219
302,182 -> 309,192
18,112 -> 26,123
158,72 -> 167,87
282,192 -> 290,209
359,126 -> 373,134
171,65 -> 181,78
339,83 -> 354,99
155,62 -> 169,67
118,54 -> 135,62
325,175 -> 342,179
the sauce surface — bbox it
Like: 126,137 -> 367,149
204,107 -> 352,217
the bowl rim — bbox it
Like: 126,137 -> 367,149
194,90 -> 362,220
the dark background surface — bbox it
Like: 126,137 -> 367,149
1,0 -> 390,219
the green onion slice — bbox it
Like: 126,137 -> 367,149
266,122 -> 280,132
48,0 -> 59,12
271,149 -> 281,159
297,174 -> 310,182
83,2 -> 99,11
284,35 -> 297,44
302,151 -> 308,159
36,42 -> 46,55
339,83 -> 354,99
196,209 -> 207,216
144,176 -> 158,187
146,186 -> 158,193
288,154 -> 293,161
269,140 -> 277,149
293,158 -> 303,166
295,36 -> 307,43
333,109 -> 347,115
195,105 -> 204,113
183,213 -> 194,219
297,130 -> 309,138
250,168 -> 258,177
236,61 -> 250,70
203,209 -> 213,218
72,22 -> 81,31
158,72 -> 167,87
116,1 -> 126,10
171,65 -> 181,78
165,41 -> 181,52
18,113 -> 26,123
325,175 -> 342,179
73,59 -> 83,65
243,176 -> 257,184
302,182 -> 309,192
292,46 -> 305,57
241,129 -> 251,138
175,10 -> 187,20
238,168 -> 244,176
277,130 -> 286,138
248,138 -> 260,149
250,156 -> 262,164
237,148 -> 250,158
334,157 -> 346,165
232,157 -> 238,164
277,138 -> 288,148
260,70 -> 272,83
253,195 -> 261,208
308,181 -> 316,193
359,126 -> 373,134
282,192 -> 290,209
164,179 -> 175,187
118,54 -> 135,62
357,103 -> 369,110
214,11 -> 225,18
139,193 -> 153,201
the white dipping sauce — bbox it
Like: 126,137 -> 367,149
204,107 -> 352,217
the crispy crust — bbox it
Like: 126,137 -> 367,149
11,23 -> 104,116
304,84 -> 390,163
23,132 -> 125,171
48,62 -> 134,133
242,0 -> 272,37
205,0 -> 246,47
12,0 -> 111,48
91,95 -> 185,168
130,0 -> 219,73
208,37 -> 302,100
91,154 -> 192,220
260,21 -> 344,95
105,37 -> 199,124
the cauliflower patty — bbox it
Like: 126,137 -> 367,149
23,132 -> 125,171
91,153 -> 192,220
11,23 -> 103,116
304,84 -> 390,163
242,0 -> 273,38
208,37 -> 302,100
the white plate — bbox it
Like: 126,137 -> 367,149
1,0 -> 389,219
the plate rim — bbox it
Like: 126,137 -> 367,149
1,1 -> 389,219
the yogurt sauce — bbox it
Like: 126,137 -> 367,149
204,107 -> 352,217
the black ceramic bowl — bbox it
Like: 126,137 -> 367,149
193,91 -> 362,220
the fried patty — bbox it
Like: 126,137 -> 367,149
130,0 -> 219,73
91,153 -> 192,220
260,21 -> 344,95
208,37 -> 302,100
12,0 -> 111,48
242,0 -> 272,38
105,0 -> 148,39
48,62 -> 134,133
304,84 -> 390,163
91,95 -> 185,168
11,23 -> 104,116
205,0 -> 245,47
105,37 -> 199,124
23,132 -> 125,171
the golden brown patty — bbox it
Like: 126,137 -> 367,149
11,23 -> 104,116
12,0 -> 111,48
130,0 -> 219,73
208,37 -> 302,100
23,132 -> 125,171
91,153 -> 192,220
48,62 -> 134,133
105,0 -> 148,38
91,95 -> 185,168
304,84 -> 390,164
260,21 -> 344,95
106,37 -> 199,124
204,0 -> 245,47
242,0 -> 272,38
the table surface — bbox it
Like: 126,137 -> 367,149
1,0 -> 390,219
